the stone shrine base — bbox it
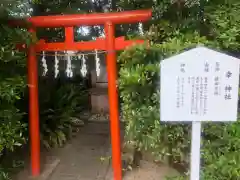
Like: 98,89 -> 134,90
90,87 -> 109,113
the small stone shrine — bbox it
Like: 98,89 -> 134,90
89,56 -> 109,113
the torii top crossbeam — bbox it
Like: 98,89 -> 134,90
12,9 -> 152,180
13,9 -> 152,27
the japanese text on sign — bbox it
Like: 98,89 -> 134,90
160,47 -> 240,122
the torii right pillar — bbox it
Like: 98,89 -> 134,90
105,21 -> 122,179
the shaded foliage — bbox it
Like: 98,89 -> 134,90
38,77 -> 89,148
0,1 -> 89,179
0,1 -> 33,179
119,1 -> 240,180
1,0 -> 240,179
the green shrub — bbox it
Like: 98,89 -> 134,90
119,31 -> 240,179
37,77 -> 89,149
119,1 -> 240,179
0,24 -> 31,180
0,24 -> 30,153
0,18 -> 88,180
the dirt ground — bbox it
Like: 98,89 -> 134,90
14,121 -> 178,180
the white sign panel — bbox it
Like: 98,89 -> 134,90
160,47 -> 240,122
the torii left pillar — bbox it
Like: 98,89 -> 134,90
28,27 -> 40,176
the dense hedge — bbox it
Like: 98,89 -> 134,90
0,22 -> 31,179
1,0 -> 240,179
0,22 -> 88,180
119,19 -> 240,180
119,1 -> 240,179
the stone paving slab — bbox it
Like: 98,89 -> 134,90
48,122 -> 112,180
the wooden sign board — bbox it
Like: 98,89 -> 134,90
160,47 -> 240,122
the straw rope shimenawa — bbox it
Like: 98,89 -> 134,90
36,50 -> 113,57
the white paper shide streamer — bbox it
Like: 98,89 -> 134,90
138,22 -> 144,36
95,50 -> 100,77
66,51 -> 73,78
40,50 -> 103,78
79,54 -> 87,77
54,51 -> 59,78
41,51 -> 48,76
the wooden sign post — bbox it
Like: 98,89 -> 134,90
160,46 -> 240,180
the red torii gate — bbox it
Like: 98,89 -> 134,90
13,9 -> 152,180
